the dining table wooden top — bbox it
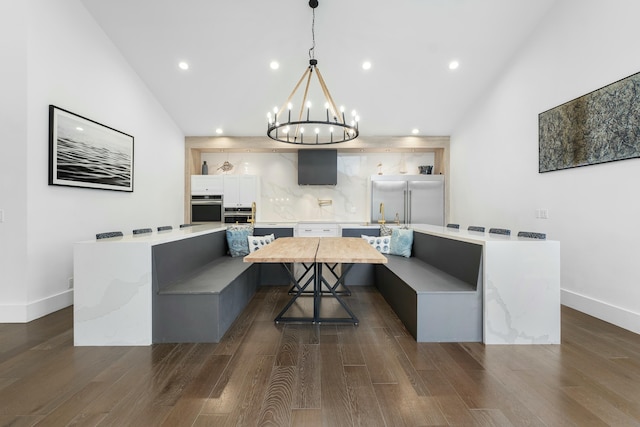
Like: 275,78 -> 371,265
316,237 -> 388,264
243,236 -> 388,264
243,237 -> 319,263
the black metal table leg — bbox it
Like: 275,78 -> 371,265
316,263 -> 359,325
274,262 -> 317,323
321,263 -> 351,296
289,262 -> 350,296
287,262 -> 315,295
314,263 -> 321,322
275,263 -> 359,325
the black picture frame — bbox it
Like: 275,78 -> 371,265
48,105 -> 134,192
538,71 -> 640,173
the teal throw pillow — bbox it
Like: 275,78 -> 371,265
226,226 -> 252,257
390,228 -> 413,258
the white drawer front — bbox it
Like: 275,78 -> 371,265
295,224 -> 339,237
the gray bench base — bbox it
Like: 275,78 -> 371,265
152,230 -> 260,344
376,255 -> 482,342
154,258 -> 258,343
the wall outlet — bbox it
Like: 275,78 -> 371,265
68,277 -> 74,289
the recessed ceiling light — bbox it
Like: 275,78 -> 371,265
362,61 -> 372,70
215,128 -> 223,135
449,60 -> 459,70
76,127 -> 84,131
270,61 -> 280,70
178,61 -> 189,70
412,129 -> 420,135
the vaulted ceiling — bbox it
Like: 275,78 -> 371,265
81,0 -> 557,138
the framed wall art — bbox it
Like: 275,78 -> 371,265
539,71 -> 640,173
49,105 -> 134,192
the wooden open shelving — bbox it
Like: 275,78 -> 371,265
184,135 -> 450,223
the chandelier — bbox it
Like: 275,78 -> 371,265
266,0 -> 359,145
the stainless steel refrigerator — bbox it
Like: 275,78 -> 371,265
371,175 -> 444,225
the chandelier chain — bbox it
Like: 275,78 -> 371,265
308,8 -> 315,60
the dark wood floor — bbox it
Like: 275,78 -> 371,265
1,286 -> 640,426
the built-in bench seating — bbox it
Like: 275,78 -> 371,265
375,231 -> 483,342
152,229 -> 258,343
152,225 -> 482,344
341,227 -> 379,286
343,227 -> 483,342
254,227 -> 294,286
152,226 -> 296,343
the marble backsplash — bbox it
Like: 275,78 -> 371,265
201,151 -> 435,222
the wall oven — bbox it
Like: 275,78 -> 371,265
223,207 -> 253,224
191,195 -> 223,223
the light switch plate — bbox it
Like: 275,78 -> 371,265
0,209 -> 4,223
535,208 -> 549,219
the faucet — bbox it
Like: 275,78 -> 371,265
378,202 -> 386,224
249,201 -> 256,224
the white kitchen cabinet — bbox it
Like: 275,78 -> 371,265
295,223 -> 339,237
223,175 -> 258,207
191,175 -> 223,195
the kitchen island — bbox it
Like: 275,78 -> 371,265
74,221 -> 559,346
73,223 -> 226,345
414,224 -> 560,344
383,224 -> 560,344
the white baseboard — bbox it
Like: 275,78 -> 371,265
561,289 -> 640,335
0,290 -> 73,323
4,288 -> 637,336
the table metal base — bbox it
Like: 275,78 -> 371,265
275,262 -> 359,325
287,263 -> 351,296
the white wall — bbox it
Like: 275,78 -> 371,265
201,151 -> 436,223
450,0 -> 640,333
0,1 -> 29,317
0,0 -> 185,322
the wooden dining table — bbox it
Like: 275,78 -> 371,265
244,237 -> 387,324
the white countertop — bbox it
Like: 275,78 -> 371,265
255,222 -> 383,230
256,222 -> 553,244
410,224 -> 552,245
84,222 -> 550,245
78,223 -> 226,245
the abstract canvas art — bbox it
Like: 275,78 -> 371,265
539,71 -> 640,173
49,105 -> 134,192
